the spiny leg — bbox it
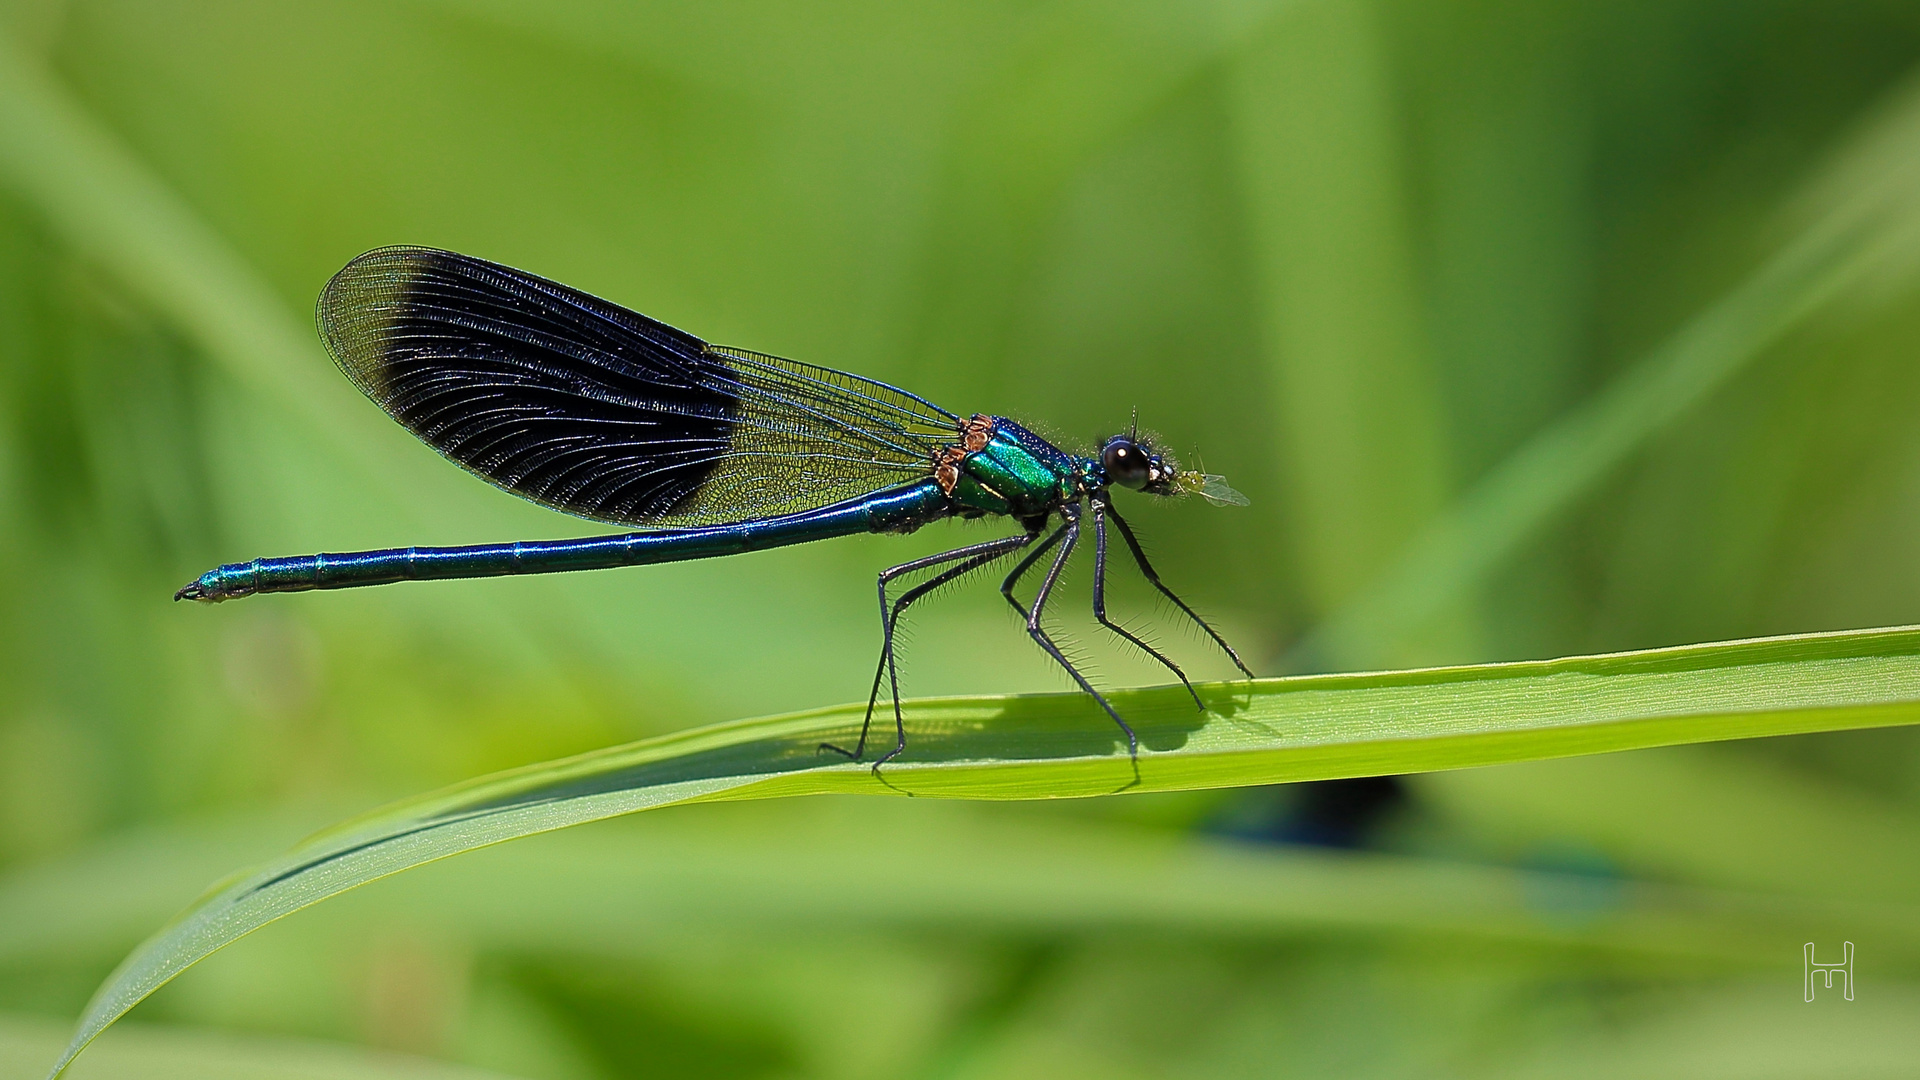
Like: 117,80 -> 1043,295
819,532 -> 1034,765
823,533 -> 1033,763
999,517 -> 1073,620
868,538 -> 1033,768
1091,498 -> 1204,711
1022,513 -> 1139,759
1104,503 -> 1256,680
821,539 -> 1005,763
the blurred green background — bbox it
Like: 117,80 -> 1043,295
3,0 -> 1920,1076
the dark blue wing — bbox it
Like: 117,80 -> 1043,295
317,247 -> 957,527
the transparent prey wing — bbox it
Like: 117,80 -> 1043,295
318,247 -> 956,527
1196,474 -> 1250,506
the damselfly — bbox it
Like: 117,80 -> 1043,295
178,248 -> 1254,765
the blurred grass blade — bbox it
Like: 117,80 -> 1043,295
1487,984 -> 1920,1080
0,33 -> 328,420
1,1013 -> 529,1080
1230,0 -> 1455,620
0,27 -> 609,667
17,799 -> 1914,982
1292,67 -> 1920,671
0,29 -> 452,519
51,624 -> 1920,1077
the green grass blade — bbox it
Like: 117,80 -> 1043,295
0,28 -> 464,530
1230,1 -> 1456,619
0,32 -> 341,435
1292,215 -> 1869,670
1,1013 -> 529,1080
15,801 -> 1910,979
0,27 -> 633,684
49,624 -> 1920,1077
1422,746 -> 1920,903
1487,984 -> 1920,1079
1291,71 -> 1920,671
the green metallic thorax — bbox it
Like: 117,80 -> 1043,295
949,418 -> 1083,519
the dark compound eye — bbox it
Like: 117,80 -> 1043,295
1102,438 -> 1152,489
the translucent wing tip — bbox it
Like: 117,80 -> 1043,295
1199,475 -> 1250,506
1173,471 -> 1249,506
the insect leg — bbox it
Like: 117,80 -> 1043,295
868,535 -> 1034,769
1103,503 -> 1256,680
1091,498 -> 1203,710
819,532 -> 1034,765
1000,517 -> 1073,619
1023,512 -> 1139,758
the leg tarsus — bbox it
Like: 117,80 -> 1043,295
1024,513 -> 1139,760
1105,502 -> 1257,680
1091,500 -> 1203,711
824,532 -> 1033,766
